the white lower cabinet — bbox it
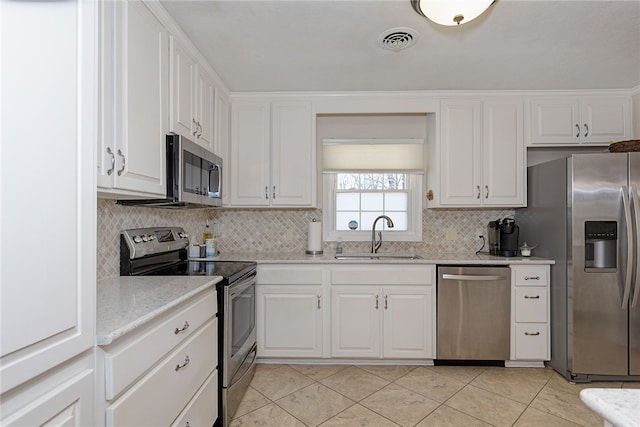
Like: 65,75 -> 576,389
331,266 -> 436,359
96,289 -> 218,427
510,265 -> 551,362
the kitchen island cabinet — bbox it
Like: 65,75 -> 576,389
230,100 -> 315,207
97,0 -> 168,198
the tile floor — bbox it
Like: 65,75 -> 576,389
230,363 -> 640,427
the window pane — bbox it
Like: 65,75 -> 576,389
336,212 -> 360,230
361,193 -> 383,211
336,173 -> 360,190
361,211 -> 385,230
389,212 -> 408,231
385,193 -> 408,211
336,193 -> 360,211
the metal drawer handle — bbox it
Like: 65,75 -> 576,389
117,149 -> 125,176
524,276 -> 540,280
485,185 -> 489,199
265,186 -> 268,200
273,185 -> 276,199
384,295 -> 388,310
476,185 -> 481,199
442,274 -> 504,281
175,355 -> 190,371
106,147 -> 115,176
174,321 -> 190,334
524,295 -> 540,299
524,332 -> 540,336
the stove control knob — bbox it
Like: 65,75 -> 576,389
133,235 -> 142,243
182,232 -> 189,239
148,234 -> 155,241
142,235 -> 149,242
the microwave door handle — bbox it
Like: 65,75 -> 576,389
631,185 -> 640,309
621,186 -> 633,309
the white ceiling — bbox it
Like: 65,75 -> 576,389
160,0 -> 640,93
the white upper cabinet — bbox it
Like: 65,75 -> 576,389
98,0 -> 168,198
527,96 -> 631,145
435,98 -> 524,207
230,100 -> 315,207
169,36 -> 215,151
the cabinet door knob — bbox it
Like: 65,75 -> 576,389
175,355 -> 190,371
575,124 -> 580,138
117,149 -> 125,176
584,123 -> 589,137
174,321 -> 190,334
106,147 -> 115,176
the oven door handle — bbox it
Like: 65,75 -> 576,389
228,273 -> 256,297
228,345 -> 257,388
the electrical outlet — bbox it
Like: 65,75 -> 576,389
445,228 -> 457,241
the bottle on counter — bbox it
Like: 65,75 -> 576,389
202,221 -> 213,243
335,238 -> 343,255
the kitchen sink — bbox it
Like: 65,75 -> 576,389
334,253 -> 424,260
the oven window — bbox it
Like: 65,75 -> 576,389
231,284 -> 255,356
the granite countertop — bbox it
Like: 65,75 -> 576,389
96,275 -> 222,346
203,251 -> 555,265
580,388 -> 640,427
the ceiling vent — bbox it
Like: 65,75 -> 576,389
378,27 -> 418,51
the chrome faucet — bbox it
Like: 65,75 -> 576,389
371,215 -> 394,253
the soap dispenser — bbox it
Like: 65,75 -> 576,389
335,238 -> 343,255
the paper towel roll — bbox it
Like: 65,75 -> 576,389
306,220 -> 323,255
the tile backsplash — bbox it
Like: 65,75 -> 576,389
97,199 -> 513,280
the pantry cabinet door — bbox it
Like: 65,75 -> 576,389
331,287 -> 380,358
257,286 -> 323,357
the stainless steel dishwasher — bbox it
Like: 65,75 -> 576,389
437,266 -> 511,360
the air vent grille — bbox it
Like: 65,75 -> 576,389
379,27 -> 418,51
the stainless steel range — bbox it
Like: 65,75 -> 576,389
120,226 -> 257,427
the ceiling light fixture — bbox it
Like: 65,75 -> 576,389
411,0 -> 495,26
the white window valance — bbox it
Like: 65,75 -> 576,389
322,138 -> 425,172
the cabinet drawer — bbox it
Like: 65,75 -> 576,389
514,324 -> 548,360
106,319 -> 217,427
258,265 -> 323,285
331,266 -> 434,285
104,290 -> 216,400
514,287 -> 547,323
171,370 -> 218,427
513,268 -> 548,286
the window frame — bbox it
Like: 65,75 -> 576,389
322,172 -> 423,242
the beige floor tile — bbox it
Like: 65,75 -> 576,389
250,365 -> 315,401
530,385 -> 605,427
445,384 -> 526,427
233,386 -> 272,419
360,383 -> 439,427
275,383 -> 355,427
255,363 -> 287,372
394,366 -> 466,403
513,406 -> 583,427
229,403 -> 306,427
622,381 -> 640,388
320,366 -> 390,401
288,364 -> 349,381
470,367 -> 546,404
415,405 -> 492,427
318,404 -> 400,427
500,366 -> 556,385
358,365 -> 418,382
545,372 -> 623,396
428,365 -> 488,383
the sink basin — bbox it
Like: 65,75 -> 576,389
334,253 -> 424,260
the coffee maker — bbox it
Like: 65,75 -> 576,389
487,218 -> 519,257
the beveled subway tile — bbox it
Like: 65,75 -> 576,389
358,365 -> 418,382
470,367 -> 546,404
360,383 -> 439,427
394,366 -> 466,403
319,366 -> 390,401
229,403 -> 306,427
288,364 -> 349,381
250,365 -> 315,401
445,385 -> 526,427
232,387 -> 271,420
529,386 -> 604,427
427,365 -> 488,383
415,405 -> 493,427
318,404 -> 400,427
275,383 -> 354,427
513,406 -> 583,427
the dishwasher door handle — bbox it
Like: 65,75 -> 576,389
442,274 -> 505,281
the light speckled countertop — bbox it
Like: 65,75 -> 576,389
96,275 -> 222,346
203,251 -> 555,265
580,388 -> 640,427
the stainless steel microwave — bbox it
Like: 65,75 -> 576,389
117,134 -> 222,208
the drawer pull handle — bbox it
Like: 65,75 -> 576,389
524,276 -> 540,280
524,332 -> 541,336
524,295 -> 540,299
174,321 -> 190,334
175,355 -> 190,371
384,295 -> 388,310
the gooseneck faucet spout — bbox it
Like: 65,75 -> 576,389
371,215 -> 394,254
